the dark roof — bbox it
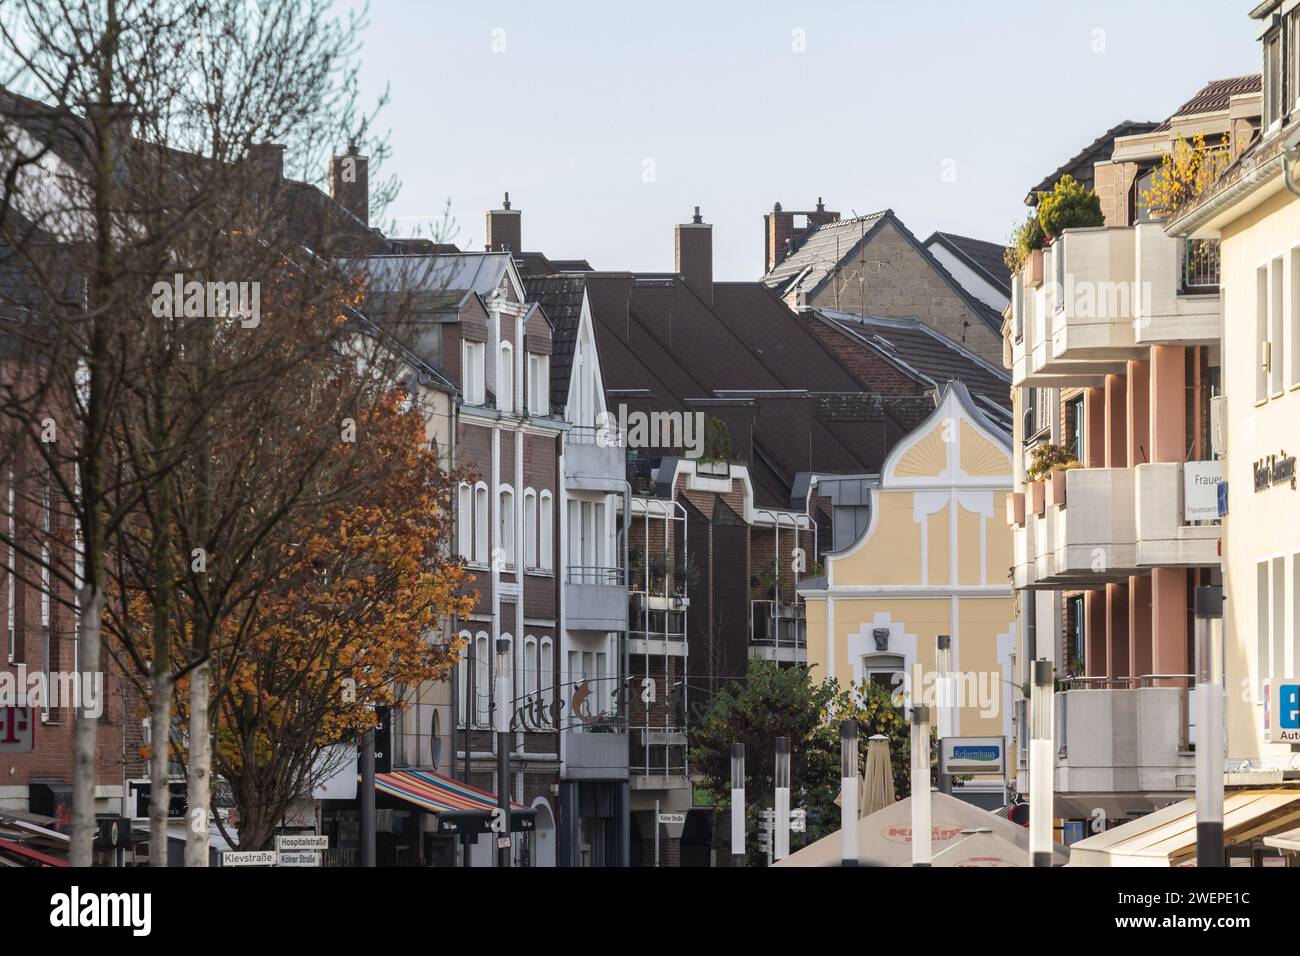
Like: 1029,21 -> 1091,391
760,210 -> 890,293
513,251 -> 593,279
1154,75 -> 1262,131
923,232 -> 1011,297
760,209 -> 1004,338
581,275 -> 912,507
522,273 -> 587,410
812,310 -> 1012,427
1024,120 -> 1161,204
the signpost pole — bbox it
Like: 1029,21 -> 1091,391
654,798 -> 660,868
360,726 -> 375,868
730,743 -> 745,866
1029,659 -> 1054,868
1195,586 -> 1225,868
910,705 -> 931,867
840,721 -> 858,866
495,638 -> 512,868
936,636 -> 953,796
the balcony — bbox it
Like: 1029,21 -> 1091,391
564,727 -> 630,782
1013,468 -> 1137,589
1048,227 -> 1141,363
629,728 -> 688,787
749,600 -> 806,664
1133,462 -> 1221,567
627,592 -> 687,656
566,565 -> 628,632
1053,677 -> 1196,818
1133,226 -> 1220,345
565,425 -> 625,488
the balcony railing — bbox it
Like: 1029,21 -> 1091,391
627,594 -> 687,640
1180,238 -> 1220,293
567,565 -> 624,586
567,423 -> 623,447
1058,673 -> 1194,755
750,600 -> 806,648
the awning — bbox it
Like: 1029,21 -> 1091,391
1263,826 -> 1300,852
1068,788 -> 1300,867
374,769 -> 526,814
0,837 -> 69,867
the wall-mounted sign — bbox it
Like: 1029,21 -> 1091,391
1183,460 -> 1223,522
940,736 -> 1006,776
0,706 -> 34,752
1253,451 -> 1296,493
1265,679 -> 1300,744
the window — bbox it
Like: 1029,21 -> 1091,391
462,340 -> 486,405
498,342 -> 514,413
524,636 -> 539,701
1065,396 -> 1085,463
1257,562 -> 1271,699
456,632 -> 471,725
473,483 -> 489,565
1013,277 -> 1023,342
475,632 -> 490,726
498,487 -> 515,568
1265,26 -> 1283,129
1271,256 -> 1284,395
862,654 -> 905,692
1271,557 -> 1286,688
1067,595 -> 1086,673
528,353 -> 549,416
539,637 -> 554,728
458,483 -> 472,559
1257,265 -> 1270,402
539,491 -> 553,571
1291,248 -> 1300,389
523,489 -> 537,570
1023,387 -> 1050,443
40,543 -> 50,628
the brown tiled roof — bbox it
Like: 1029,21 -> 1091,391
1154,75 -> 1262,131
1025,120 -> 1160,203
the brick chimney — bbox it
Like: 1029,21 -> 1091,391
675,206 -> 713,306
764,198 -> 839,272
248,143 -> 285,181
486,192 -> 521,252
329,142 -> 369,226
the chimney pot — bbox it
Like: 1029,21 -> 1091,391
487,192 -> 522,253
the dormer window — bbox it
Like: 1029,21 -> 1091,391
1265,22 -> 1283,129
498,342 -> 514,413
527,352 -> 549,416
462,340 -> 485,405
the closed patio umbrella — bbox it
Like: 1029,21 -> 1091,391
862,734 -> 895,818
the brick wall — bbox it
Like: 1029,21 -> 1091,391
1094,161 -> 1139,228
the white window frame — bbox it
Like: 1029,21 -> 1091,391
457,483 -> 472,559
539,637 -> 554,728
539,490 -> 553,572
473,482 -> 489,565
457,631 -> 471,726
498,341 -> 514,413
523,488 -> 538,570
528,352 -> 549,416
1257,264 -> 1270,403
475,631 -> 490,726
498,486 -> 515,569
463,340 -> 486,405
1270,256 -> 1285,397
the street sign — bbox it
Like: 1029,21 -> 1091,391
496,835 -> 512,849
221,850 -> 277,867
657,812 -> 686,825
276,834 -> 329,852
790,809 -> 806,833
1184,460 -> 1223,522
277,851 -> 322,868
1265,678 -> 1300,743
0,706 -> 34,752
940,736 -> 1007,776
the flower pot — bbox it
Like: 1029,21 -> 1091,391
1028,480 -> 1046,516
1023,248 -> 1044,288
1047,469 -> 1069,508
1006,491 -> 1026,527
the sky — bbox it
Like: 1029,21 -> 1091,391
342,0 -> 1262,280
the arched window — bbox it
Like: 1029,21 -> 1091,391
473,483 -> 489,564
498,342 -> 514,413
497,633 -> 514,730
523,489 -> 537,570
539,637 -> 554,728
539,490 -> 553,571
498,486 -> 515,568
475,632 -> 490,726
524,635 -> 539,709
456,631 -> 471,725
457,483 -> 472,559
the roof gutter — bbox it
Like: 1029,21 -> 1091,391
1167,151 -> 1285,236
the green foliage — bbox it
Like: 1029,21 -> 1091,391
701,414 -> 736,463
1025,442 -> 1081,481
690,660 -> 934,862
1036,174 -> 1103,239
1004,213 -> 1046,272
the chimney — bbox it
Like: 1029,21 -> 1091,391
764,198 -> 839,271
675,206 -> 713,306
329,142 -> 369,226
248,143 -> 285,182
486,192 -> 521,252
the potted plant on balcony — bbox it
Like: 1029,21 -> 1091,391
1027,443 -> 1082,508
1005,214 -> 1047,288
1037,174 -> 1104,239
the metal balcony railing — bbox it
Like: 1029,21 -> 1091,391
627,592 -> 687,639
1181,238 -> 1220,293
567,423 -> 624,447
750,600 -> 806,648
567,565 -> 624,586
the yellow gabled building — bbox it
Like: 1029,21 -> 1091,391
801,382 -> 1019,756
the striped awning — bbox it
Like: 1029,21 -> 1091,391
374,769 -> 526,814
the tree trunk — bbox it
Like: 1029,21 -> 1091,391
70,584 -> 103,867
185,658 -> 211,865
149,670 -> 172,866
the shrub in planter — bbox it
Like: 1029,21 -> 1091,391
1004,214 -> 1047,273
1026,443 -> 1080,482
1037,174 -> 1103,239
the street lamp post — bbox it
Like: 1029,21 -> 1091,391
774,737 -> 791,862
731,743 -> 745,866
840,720 -> 858,866
1029,659 -> 1054,868
910,705 -> 930,867
936,635 -> 954,795
495,637 -> 512,868
1195,586 -> 1225,868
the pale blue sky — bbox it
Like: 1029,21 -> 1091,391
344,0 -> 1261,279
